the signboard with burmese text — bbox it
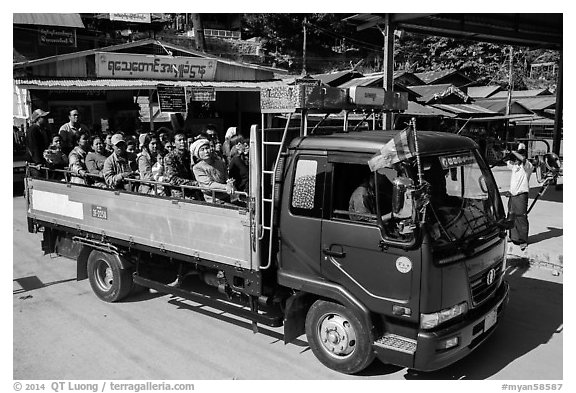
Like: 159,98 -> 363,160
95,52 -> 217,81
109,13 -> 151,23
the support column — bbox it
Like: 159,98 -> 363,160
382,15 -> 395,130
149,89 -> 155,132
552,50 -> 563,156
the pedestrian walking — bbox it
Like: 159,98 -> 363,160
506,143 -> 533,250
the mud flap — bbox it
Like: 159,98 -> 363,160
283,292 -> 309,344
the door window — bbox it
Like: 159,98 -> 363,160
289,156 -> 325,218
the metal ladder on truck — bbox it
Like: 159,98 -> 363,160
257,111 -> 297,270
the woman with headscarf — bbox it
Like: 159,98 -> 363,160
222,127 -> 237,164
191,138 -> 234,204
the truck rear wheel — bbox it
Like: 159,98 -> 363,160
305,300 -> 375,374
87,251 -> 133,302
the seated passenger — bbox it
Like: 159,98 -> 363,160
103,133 -> 138,191
191,138 -> 235,204
43,135 -> 68,169
85,136 -> 108,187
68,131 -> 91,184
163,133 -> 197,198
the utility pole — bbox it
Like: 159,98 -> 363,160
191,14 -> 206,52
302,16 -> 307,76
505,45 -> 513,141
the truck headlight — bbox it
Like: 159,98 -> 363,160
420,302 -> 468,329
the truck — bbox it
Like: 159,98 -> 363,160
25,85 -> 511,374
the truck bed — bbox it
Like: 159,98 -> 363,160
27,178 -> 254,270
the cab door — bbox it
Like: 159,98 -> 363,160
320,158 -> 421,317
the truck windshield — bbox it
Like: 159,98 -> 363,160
416,151 -> 504,245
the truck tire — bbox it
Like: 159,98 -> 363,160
305,300 -> 375,374
87,251 -> 133,302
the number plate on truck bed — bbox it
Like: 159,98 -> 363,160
485,308 -> 497,331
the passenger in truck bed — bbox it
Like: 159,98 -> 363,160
68,130 -> 91,185
163,133 -> 198,199
103,133 -> 138,191
138,134 -> 165,195
85,136 -> 108,188
191,138 -> 235,204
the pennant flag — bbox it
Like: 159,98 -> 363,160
368,127 -> 416,171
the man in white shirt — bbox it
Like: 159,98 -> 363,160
506,143 -> 533,250
59,109 -> 90,155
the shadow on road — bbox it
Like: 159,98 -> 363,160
528,227 -> 563,246
528,184 -> 563,203
165,296 -> 309,348
13,275 -> 77,295
400,262 -> 562,380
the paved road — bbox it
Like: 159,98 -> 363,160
12,194 -> 562,380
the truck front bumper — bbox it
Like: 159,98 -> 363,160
374,280 -> 510,372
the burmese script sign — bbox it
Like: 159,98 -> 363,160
39,28 -> 76,47
109,13 -> 151,24
96,53 -> 217,81
157,85 -> 187,113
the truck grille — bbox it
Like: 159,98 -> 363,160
470,261 -> 503,306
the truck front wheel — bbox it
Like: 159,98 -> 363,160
305,300 -> 375,374
87,251 -> 133,302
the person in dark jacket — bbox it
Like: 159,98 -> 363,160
163,133 -> 197,198
227,136 -> 249,193
26,109 -> 51,176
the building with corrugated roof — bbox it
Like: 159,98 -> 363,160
13,38 -> 284,136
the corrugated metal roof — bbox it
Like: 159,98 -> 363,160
473,99 -> 532,114
432,103 -> 498,115
404,101 -> 455,117
490,89 -> 552,99
415,69 -> 457,84
13,13 -> 84,28
408,84 -> 469,103
516,96 -> 557,111
13,78 -> 286,91
311,70 -> 363,85
467,85 -> 502,98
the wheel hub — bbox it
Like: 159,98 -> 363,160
318,314 -> 357,357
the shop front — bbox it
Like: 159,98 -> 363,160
13,39 -> 284,140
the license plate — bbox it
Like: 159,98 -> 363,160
485,308 -> 498,331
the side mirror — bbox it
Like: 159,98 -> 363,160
392,177 -> 415,219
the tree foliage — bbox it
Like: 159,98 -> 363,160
240,13 -> 559,90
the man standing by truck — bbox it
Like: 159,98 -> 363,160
506,143 -> 533,251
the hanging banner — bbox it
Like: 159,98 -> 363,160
95,52 -> 217,81
157,85 -> 188,113
187,87 -> 216,102
109,13 -> 151,24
